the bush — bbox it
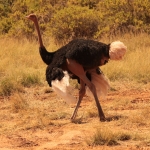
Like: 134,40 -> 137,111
97,0 -> 150,35
1,0 -> 150,42
49,6 -> 103,42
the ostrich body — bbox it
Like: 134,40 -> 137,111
26,14 -> 127,121
45,39 -> 110,86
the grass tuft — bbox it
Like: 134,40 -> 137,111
10,93 -> 29,113
49,112 -> 68,120
0,77 -> 23,96
88,128 -> 119,146
117,132 -> 131,141
0,78 -> 15,96
71,116 -> 85,124
86,108 -> 98,118
20,73 -> 41,87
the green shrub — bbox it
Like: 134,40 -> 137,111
49,6 -> 103,42
1,0 -> 150,41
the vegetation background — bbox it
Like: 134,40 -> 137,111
0,1 -> 150,149
1,0 -> 150,40
0,0 -> 150,96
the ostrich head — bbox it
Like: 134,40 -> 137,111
26,14 -> 37,22
109,41 -> 127,60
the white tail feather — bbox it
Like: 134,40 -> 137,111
51,71 -> 77,104
52,70 -> 110,103
86,70 -> 110,99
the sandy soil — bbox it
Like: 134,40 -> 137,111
0,83 -> 150,150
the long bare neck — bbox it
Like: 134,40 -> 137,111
33,17 -> 44,48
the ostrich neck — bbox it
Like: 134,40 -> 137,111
34,19 -> 44,47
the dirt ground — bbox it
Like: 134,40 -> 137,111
0,82 -> 150,150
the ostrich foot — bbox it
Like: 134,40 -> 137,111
100,117 -> 106,122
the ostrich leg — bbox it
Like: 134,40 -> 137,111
71,79 -> 85,120
91,86 -> 106,121
66,59 -> 106,121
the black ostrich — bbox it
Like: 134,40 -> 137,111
26,14 -> 127,122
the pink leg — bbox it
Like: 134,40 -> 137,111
71,79 -> 85,120
66,59 -> 106,121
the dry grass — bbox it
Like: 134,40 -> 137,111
0,37 -> 50,95
0,33 -> 150,95
101,33 -> 150,83
0,33 -> 150,149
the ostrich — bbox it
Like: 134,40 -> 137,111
26,14 -> 127,122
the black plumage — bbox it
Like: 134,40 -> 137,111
39,46 -> 55,65
45,39 -> 110,87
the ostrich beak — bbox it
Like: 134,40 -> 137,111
25,15 -> 29,19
